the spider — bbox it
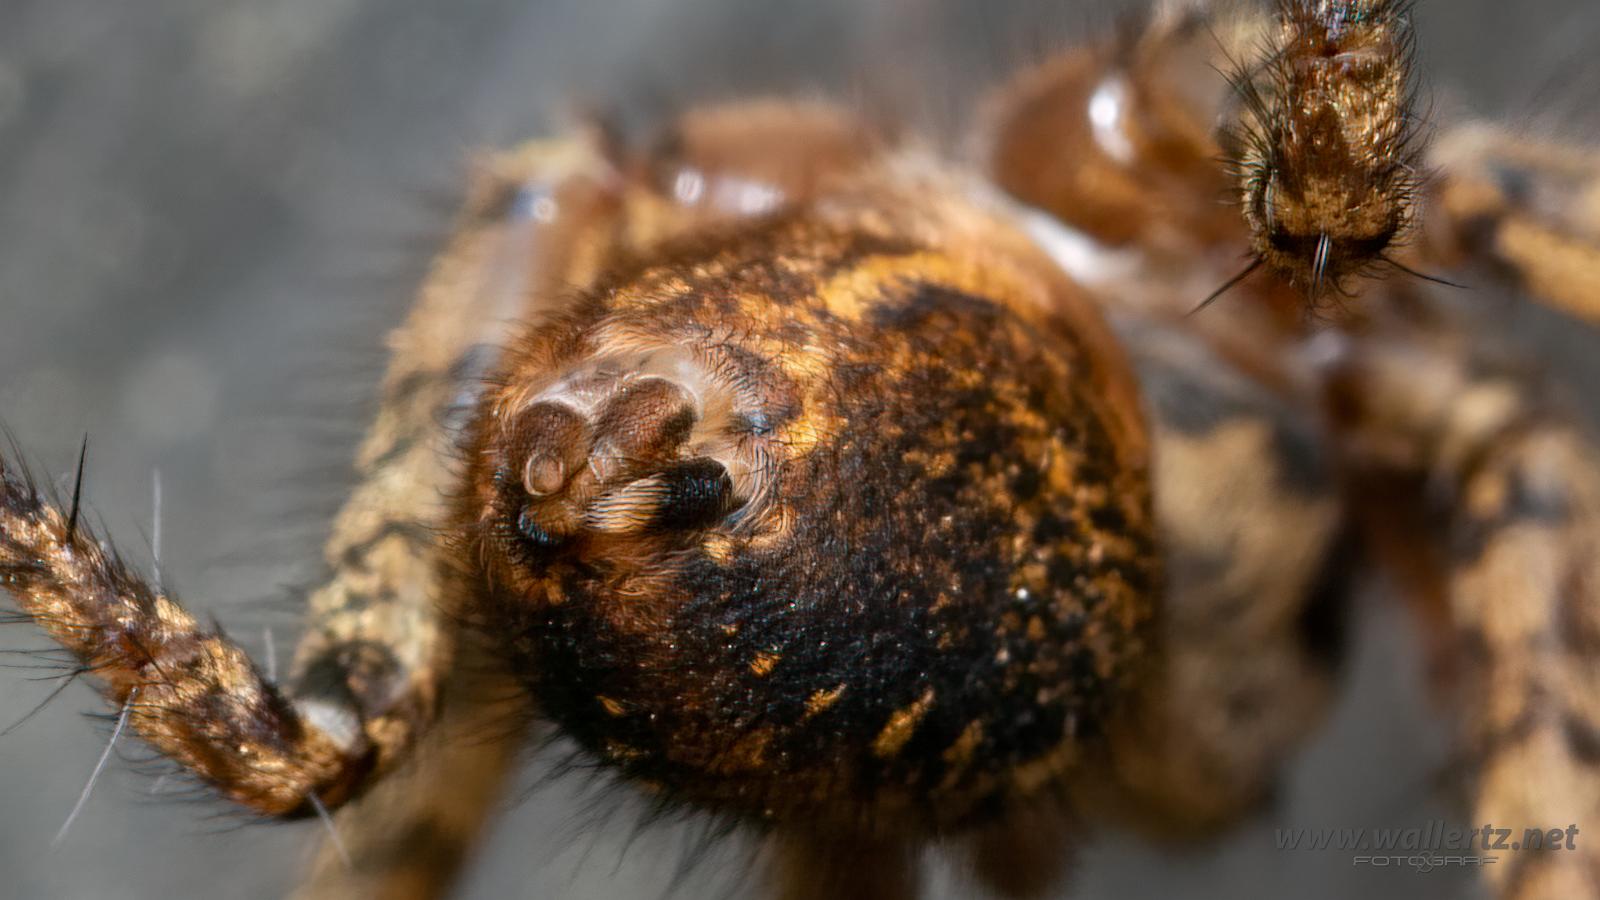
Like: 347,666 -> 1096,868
4,1 -> 1600,898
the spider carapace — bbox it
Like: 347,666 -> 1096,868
6,2 -> 1600,899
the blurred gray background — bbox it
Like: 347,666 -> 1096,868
1,1 -> 1598,898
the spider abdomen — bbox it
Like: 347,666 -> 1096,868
462,193 -> 1161,833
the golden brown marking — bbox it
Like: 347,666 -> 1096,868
705,535 -> 739,566
750,651 -> 781,678
943,721 -> 985,773
804,684 -> 848,720
873,688 -> 937,760
602,741 -> 647,764
712,727 -> 774,775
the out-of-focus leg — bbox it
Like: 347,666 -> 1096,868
768,831 -> 920,900
1079,316 -> 1347,837
1426,126 -> 1600,325
288,136 -> 622,778
1328,326 -> 1600,900
961,803 -> 1076,899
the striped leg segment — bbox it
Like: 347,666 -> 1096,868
0,457 -> 366,814
1428,126 -> 1600,325
1328,328 -> 1600,900
0,138 -> 618,818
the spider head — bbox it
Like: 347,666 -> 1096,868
1243,160 -> 1411,299
1224,0 -> 1426,305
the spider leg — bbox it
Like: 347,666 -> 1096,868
1076,315 -> 1348,836
768,831 -> 920,900
1327,323 -> 1600,900
960,803 -> 1077,900
0,137 -> 618,818
284,135 -> 619,780
1425,125 -> 1600,325
290,640 -> 531,900
0,454 -> 367,814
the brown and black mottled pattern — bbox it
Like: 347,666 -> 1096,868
1074,315 -> 1347,837
10,6 -> 1600,897
1445,424 -> 1600,900
460,206 -> 1160,835
1326,330 -> 1600,900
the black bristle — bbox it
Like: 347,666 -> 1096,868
1189,258 -> 1265,317
66,434 -> 89,544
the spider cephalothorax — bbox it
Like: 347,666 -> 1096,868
1230,0 -> 1427,297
